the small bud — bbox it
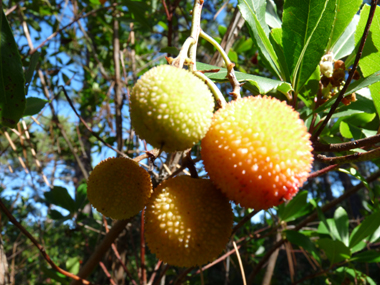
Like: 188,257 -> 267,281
353,70 -> 361,80
321,75 -> 330,87
334,60 -> 345,71
320,53 -> 334,78
341,97 -> 351,106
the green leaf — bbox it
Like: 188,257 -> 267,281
197,62 -> 292,97
349,211 -> 380,248
335,267 -> 377,285
282,0 -> 337,92
238,0 -> 282,78
286,230 -> 321,263
369,81 -> 380,117
265,0 -> 281,29
327,0 -> 362,49
66,257 -> 80,275
41,265 -> 68,284
345,70 -> 380,96
279,191 -> 308,222
318,238 -> 351,264
354,4 -> 380,117
270,28 -> 290,82
351,250 -> 380,263
0,10 -> 26,127
24,52 -> 40,95
334,207 -> 349,247
75,183 -> 88,210
122,0 -> 152,30
48,209 -> 69,220
339,121 -> 364,139
332,15 -> 359,60
44,186 -> 76,214
23,97 -> 49,117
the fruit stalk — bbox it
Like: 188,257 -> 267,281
199,30 -> 241,99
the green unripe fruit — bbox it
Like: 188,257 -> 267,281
130,65 -> 214,152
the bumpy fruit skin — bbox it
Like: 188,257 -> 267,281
145,176 -> 233,267
201,96 -> 313,210
130,65 -> 214,152
87,157 -> 152,220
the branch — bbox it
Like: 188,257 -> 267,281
315,147 -> 380,165
29,3 -> 119,54
59,86 -> 127,158
311,0 -> 378,141
0,198 -> 96,285
313,133 -> 380,152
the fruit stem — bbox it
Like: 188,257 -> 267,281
171,37 -> 196,68
188,0 -> 204,72
171,0 -> 203,70
194,71 -> 227,108
199,30 -> 241,99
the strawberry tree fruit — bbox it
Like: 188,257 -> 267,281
87,157 -> 152,220
130,65 -> 214,152
201,96 -> 313,210
145,176 -> 233,267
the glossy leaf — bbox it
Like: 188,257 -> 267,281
238,0 -> 282,78
66,257 -> 80,275
318,238 -> 351,265
282,0 -> 337,92
345,70 -> 380,96
23,97 -> 49,117
24,52 -> 40,95
351,251 -> 380,263
349,211 -> 380,248
0,10 -> 26,127
286,230 -> 321,263
334,207 -> 349,246
354,4 -> 380,116
265,0 -> 281,28
278,191 -> 308,222
270,28 -> 290,82
44,186 -> 76,214
327,0 -> 361,49
332,15 -> 359,60
197,62 -> 292,97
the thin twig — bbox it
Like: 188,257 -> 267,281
59,86 -> 127,158
315,147 -> 380,165
29,3 -> 119,54
233,241 -> 247,285
307,164 -> 339,179
99,262 -> 117,285
102,217 -> 138,285
0,198 -> 95,285
313,134 -> 380,152
311,0 -> 378,141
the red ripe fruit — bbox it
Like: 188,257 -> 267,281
201,96 -> 313,210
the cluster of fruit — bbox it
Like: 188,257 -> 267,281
87,65 -> 313,267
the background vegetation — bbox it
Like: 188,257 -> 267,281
1,0 -> 380,284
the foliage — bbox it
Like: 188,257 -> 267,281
1,0 -> 380,284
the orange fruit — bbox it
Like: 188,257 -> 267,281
87,157 -> 152,219
201,96 -> 313,210
145,176 -> 233,267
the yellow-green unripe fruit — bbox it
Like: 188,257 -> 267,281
145,176 -> 233,267
130,65 -> 214,152
87,157 -> 152,220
